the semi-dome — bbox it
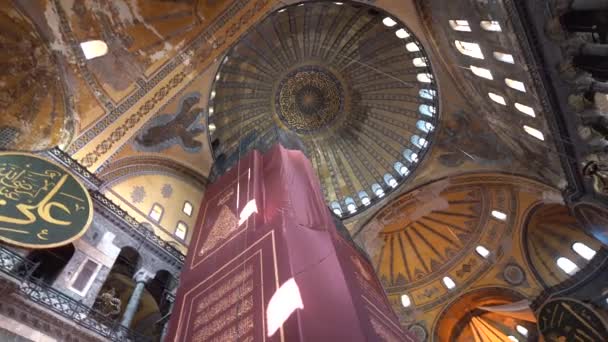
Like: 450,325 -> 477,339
208,1 -> 439,217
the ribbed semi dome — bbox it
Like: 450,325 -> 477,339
208,1 -> 439,217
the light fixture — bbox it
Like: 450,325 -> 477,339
491,210 -> 507,221
383,17 -> 397,27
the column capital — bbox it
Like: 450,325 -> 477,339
133,269 -> 153,283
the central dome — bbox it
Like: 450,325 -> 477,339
275,66 -> 344,134
208,1 -> 439,216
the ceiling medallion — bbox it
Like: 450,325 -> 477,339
274,66 -> 344,134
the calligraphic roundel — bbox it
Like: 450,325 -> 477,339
0,153 -> 93,248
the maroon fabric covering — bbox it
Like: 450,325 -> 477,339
166,145 -> 414,341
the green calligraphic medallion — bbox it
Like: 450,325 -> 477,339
0,152 -> 93,248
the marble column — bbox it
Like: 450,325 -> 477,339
120,273 -> 148,329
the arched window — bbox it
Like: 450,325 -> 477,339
358,191 -> 371,206
523,125 -> 544,141
515,103 -> 535,117
149,203 -> 164,222
412,57 -> 427,67
394,162 -> 409,176
331,202 -> 342,216
480,20 -> 502,32
208,107 -> 214,115
505,78 -> 526,92
208,123 -> 216,134
175,221 -> 188,240
419,104 -> 436,117
470,65 -> 493,80
80,40 -> 108,60
416,120 -> 434,133
417,73 -> 433,83
404,149 -> 419,163
411,135 -> 428,148
488,92 -> 507,105
516,325 -> 528,337
345,197 -> 357,213
508,336 -> 519,342
210,90 -> 216,99
449,20 -> 471,32
442,276 -> 456,289
384,173 -> 398,188
372,183 -> 385,198
556,257 -> 578,275
493,51 -> 515,64
406,42 -> 420,52
572,242 -> 596,260
183,201 -> 193,216
401,294 -> 412,307
475,245 -> 490,258
455,40 -> 484,59
395,28 -> 410,39
491,210 -> 507,221
382,17 -> 397,27
419,89 -> 436,100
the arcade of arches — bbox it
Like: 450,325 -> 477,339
1,0 -> 608,341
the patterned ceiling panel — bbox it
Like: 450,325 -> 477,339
207,1 -> 439,217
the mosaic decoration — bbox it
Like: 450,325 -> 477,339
161,183 -> 173,198
275,66 -> 343,134
0,153 -> 92,248
130,185 -> 146,204
207,2 -> 439,216
134,93 -> 205,153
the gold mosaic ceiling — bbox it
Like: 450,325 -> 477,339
208,1 -> 439,216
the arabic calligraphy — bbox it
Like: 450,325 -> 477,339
0,153 -> 93,248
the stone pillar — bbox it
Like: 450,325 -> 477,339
160,300 -> 175,342
120,272 -> 149,329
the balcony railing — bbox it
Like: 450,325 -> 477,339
0,245 -> 152,342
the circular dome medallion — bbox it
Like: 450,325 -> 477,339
275,66 -> 343,134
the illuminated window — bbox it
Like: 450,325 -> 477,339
331,202 -> 342,217
470,65 -> 493,80
384,174 -> 398,188
411,135 -> 428,148
417,120 -> 434,133
183,201 -> 193,216
489,92 -> 507,105
481,20 -> 502,32
506,78 -> 526,92
80,40 -> 108,60
515,103 -> 536,117
334,2 -> 343,5
358,191 -> 371,206
572,242 -> 596,260
396,28 -> 410,39
516,325 -> 528,337
208,107 -> 214,115
383,17 -> 397,27
508,336 -> 519,342
215,73 -> 221,81
442,276 -> 456,289
210,90 -> 216,99
208,123 -> 216,134
149,204 -> 164,222
556,257 -> 579,275
475,245 -> 490,258
419,104 -> 436,117
455,41 -> 484,59
419,89 -> 436,99
278,8 -> 286,13
494,51 -> 515,64
175,222 -> 188,240
449,20 -> 471,32
395,162 -> 409,176
417,73 -> 433,83
401,294 -> 412,307
491,210 -> 507,221
413,57 -> 428,67
406,42 -> 420,52
345,197 -> 357,214
404,149 -> 419,163
524,125 -> 544,141
372,183 -> 385,198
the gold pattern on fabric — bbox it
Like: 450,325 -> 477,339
192,296 -> 254,341
200,204 -> 238,255
194,266 -> 253,314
